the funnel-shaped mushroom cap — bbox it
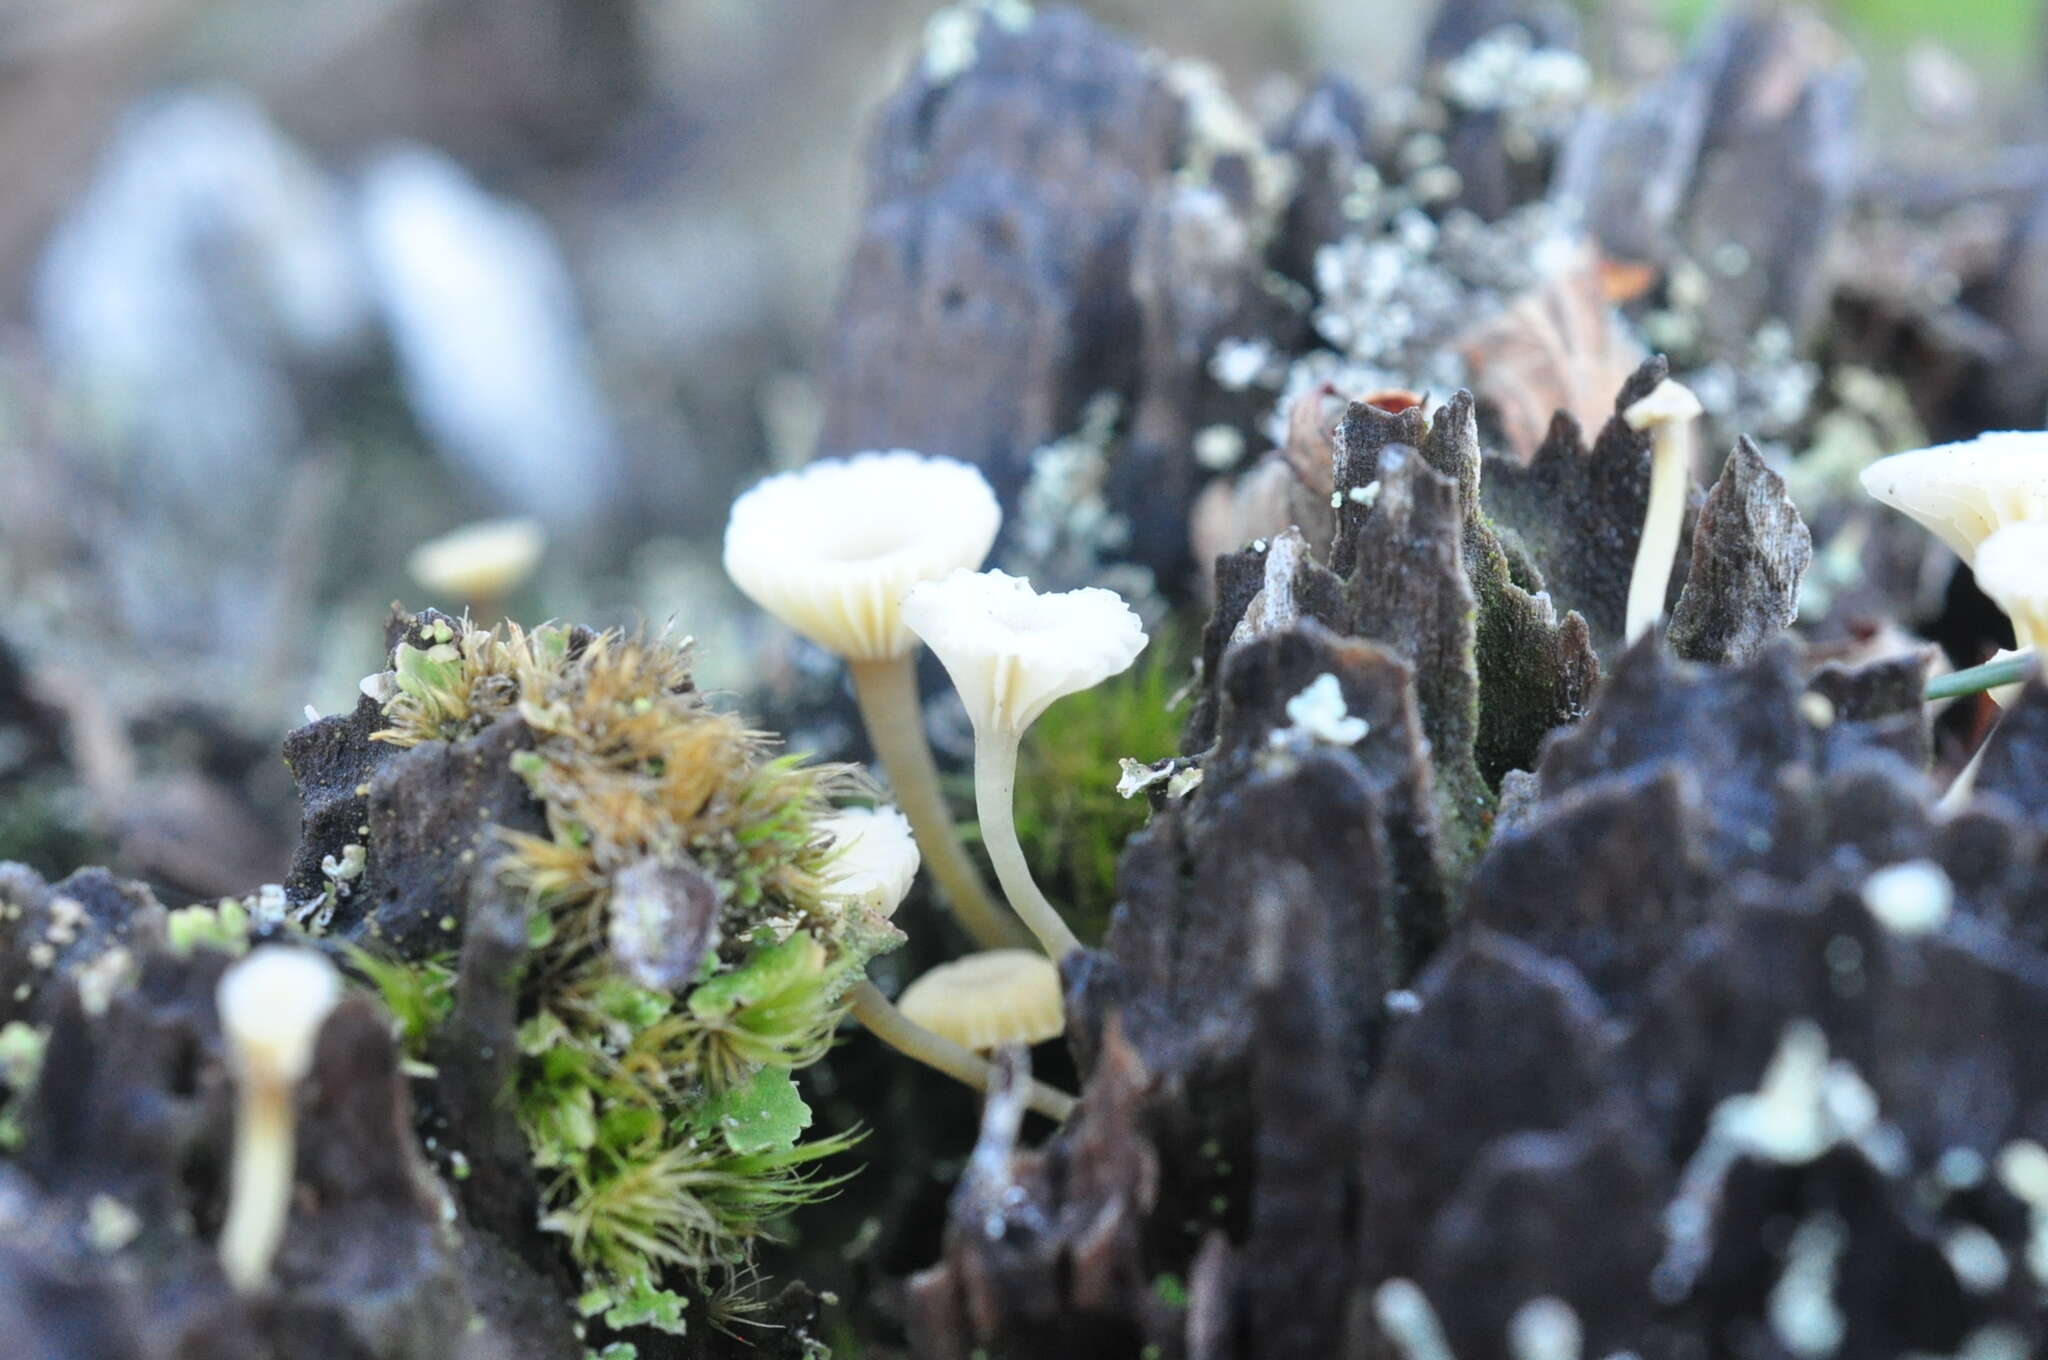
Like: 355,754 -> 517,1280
1859,431 -> 2048,565
1975,520 -> 2048,645
895,949 -> 1064,1051
407,517 -> 546,600
723,452 -> 1001,660
817,806 -> 920,919
901,570 -> 1148,735
217,946 -> 344,1086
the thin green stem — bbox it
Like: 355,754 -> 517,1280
1927,651 -> 2036,702
847,980 -> 1076,1121
973,736 -> 1084,960
848,655 -> 1023,950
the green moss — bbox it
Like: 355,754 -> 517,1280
357,618 -> 894,1341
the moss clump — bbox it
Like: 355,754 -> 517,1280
1002,630 -> 1188,943
363,618 -> 898,1341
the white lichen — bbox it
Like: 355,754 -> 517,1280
1273,673 -> 1370,747
1767,1213 -> 1847,1359
1860,860 -> 1953,936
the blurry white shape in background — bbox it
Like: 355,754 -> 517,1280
357,146 -> 620,531
31,90 -> 372,649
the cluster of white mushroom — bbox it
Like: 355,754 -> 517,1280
724,450 -> 1148,1118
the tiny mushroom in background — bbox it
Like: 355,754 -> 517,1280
1622,376 -> 1704,643
405,516 -> 546,622
819,804 -> 1077,1121
1968,521 -> 2048,707
903,568 -> 1148,959
1859,430 -> 2048,566
723,451 -> 1019,950
216,945 -> 344,1292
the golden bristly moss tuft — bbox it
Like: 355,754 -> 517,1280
357,617 -> 896,1335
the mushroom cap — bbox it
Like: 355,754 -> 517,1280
1973,520 -> 2048,644
816,806 -> 920,919
1859,431 -> 2048,565
900,569 -> 1148,736
723,451 -> 1001,661
1622,377 -> 1703,431
406,517 -> 546,600
895,949 -> 1064,1051
216,945 -> 344,1086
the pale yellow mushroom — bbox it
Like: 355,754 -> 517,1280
902,569 -> 1148,958
405,517 -> 545,617
216,946 -> 343,1292
1622,377 -> 1704,644
723,451 -> 1019,949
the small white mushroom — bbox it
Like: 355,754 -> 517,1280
815,806 -> 920,920
722,452 -> 1015,949
216,945 -> 343,1291
1622,377 -> 1705,643
405,516 -> 545,612
902,569 -> 1148,958
895,950 -> 1064,1052
1860,431 -> 2048,566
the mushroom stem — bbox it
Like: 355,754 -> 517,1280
1623,379 -> 1704,644
846,980 -> 1076,1121
972,736 -> 1084,960
220,1079 -> 297,1291
848,654 -> 1023,950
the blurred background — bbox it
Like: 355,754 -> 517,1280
0,0 -> 2043,904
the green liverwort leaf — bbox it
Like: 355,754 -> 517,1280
699,1065 -> 813,1155
686,933 -> 825,1021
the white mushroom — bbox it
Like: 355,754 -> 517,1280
405,516 -> 545,615
1622,377 -> 1705,643
902,569 -> 1148,958
815,806 -> 920,920
215,946 -> 343,1291
1860,431 -> 2048,566
722,452 -> 1017,948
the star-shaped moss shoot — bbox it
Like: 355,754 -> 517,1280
1622,377 -> 1704,644
723,452 -> 1019,949
216,945 -> 343,1292
902,569 -> 1148,959
1860,431 -> 2048,567
820,808 -> 1075,1121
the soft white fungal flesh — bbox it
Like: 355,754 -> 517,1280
1859,431 -> 2048,565
723,451 -> 1001,661
901,569 -> 1148,738
816,806 -> 920,919
894,949 -> 1065,1052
